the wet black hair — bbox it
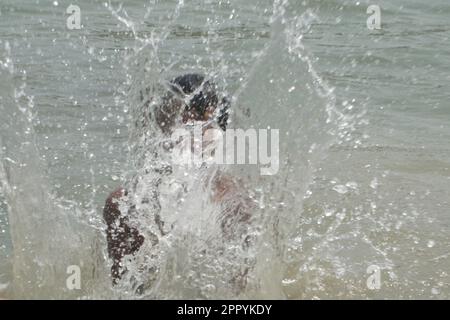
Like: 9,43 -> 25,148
167,73 -> 230,131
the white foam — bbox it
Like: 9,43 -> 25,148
0,282 -> 9,291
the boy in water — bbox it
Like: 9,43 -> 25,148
103,74 -> 253,288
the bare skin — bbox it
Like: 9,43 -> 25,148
103,188 -> 144,283
103,174 -> 252,284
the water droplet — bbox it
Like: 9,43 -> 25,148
346,181 -> 358,189
282,278 -> 297,285
333,185 -> 348,194
370,177 -> 378,189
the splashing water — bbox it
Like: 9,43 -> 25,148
0,0 -> 357,299
97,0 -> 352,299
0,39 -> 116,298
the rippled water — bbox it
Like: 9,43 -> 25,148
0,0 -> 449,299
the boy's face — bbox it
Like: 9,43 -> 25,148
181,104 -> 216,124
156,97 -> 218,135
156,78 -> 223,133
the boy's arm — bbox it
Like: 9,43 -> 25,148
211,174 -> 255,290
103,188 -> 145,283
211,174 -> 253,236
